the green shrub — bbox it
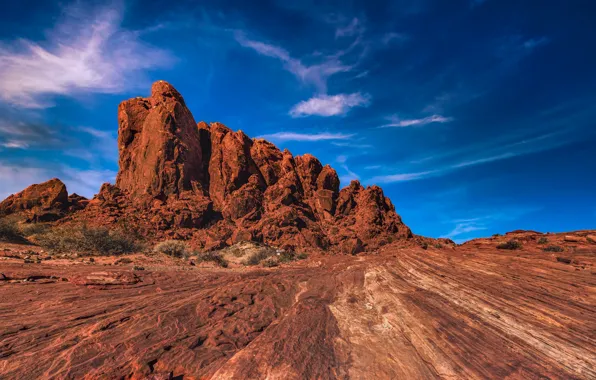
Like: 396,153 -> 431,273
297,253 -> 309,260
434,243 -> 443,249
196,251 -> 228,268
492,233 -> 501,237
0,218 -> 25,243
497,239 -> 522,250
154,240 -> 187,258
420,242 -> 428,250
543,245 -> 563,252
35,225 -> 139,255
537,237 -> 548,245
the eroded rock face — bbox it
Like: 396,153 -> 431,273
0,178 -> 81,222
116,81 -> 205,199
0,81 -> 413,252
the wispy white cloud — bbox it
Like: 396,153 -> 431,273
367,129 -> 575,184
290,93 -> 370,117
370,170 -> 436,184
331,141 -> 373,149
235,31 -> 353,93
258,131 -> 354,142
0,3 -> 173,108
523,37 -> 550,50
338,163 -> 360,185
64,126 -> 118,163
380,114 -> 453,128
335,18 -> 364,38
382,32 -> 408,45
440,206 -> 541,241
442,219 -> 487,239
0,120 -> 61,148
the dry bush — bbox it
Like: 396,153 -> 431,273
35,225 -> 139,255
543,245 -> 563,252
537,237 -> 548,244
243,247 -> 277,266
497,239 -> 522,250
19,222 -> 51,237
262,257 -> 279,267
154,240 -> 188,258
0,218 -> 25,243
196,251 -> 229,268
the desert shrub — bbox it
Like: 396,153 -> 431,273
434,243 -> 443,249
154,240 -> 187,258
0,218 -> 25,243
278,251 -> 297,263
420,242 -> 428,250
543,245 -> 563,252
537,237 -> 548,245
492,233 -> 501,237
196,251 -> 229,268
19,223 -> 50,237
243,248 -> 276,266
497,239 -> 522,250
297,253 -> 309,260
35,225 -> 138,255
133,265 -> 145,271
587,236 -> 596,244
262,257 -> 279,267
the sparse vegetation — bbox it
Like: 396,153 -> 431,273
297,253 -> 309,260
34,225 -> 139,255
19,222 -> 50,237
196,251 -> 229,268
537,237 -> 548,244
153,240 -> 188,258
497,239 -> 522,250
0,218 -> 25,243
543,245 -> 563,252
420,242 -> 428,250
133,265 -> 145,271
434,243 -> 443,249
243,248 -> 276,266
492,233 -> 501,237
262,257 -> 279,267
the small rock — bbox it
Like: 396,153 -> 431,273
564,235 -> 584,243
0,273 -> 7,280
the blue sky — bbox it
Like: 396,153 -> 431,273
0,0 -> 594,242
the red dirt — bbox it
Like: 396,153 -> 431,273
1,230 -> 594,379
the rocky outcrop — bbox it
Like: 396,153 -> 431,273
1,81 -> 413,252
0,178 -> 86,222
116,81 -> 206,199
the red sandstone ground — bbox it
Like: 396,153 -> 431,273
1,230 -> 595,379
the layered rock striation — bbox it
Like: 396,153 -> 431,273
1,81 -> 412,252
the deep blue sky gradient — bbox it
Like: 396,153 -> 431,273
0,0 -> 594,242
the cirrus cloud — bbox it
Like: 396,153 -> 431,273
0,3 -> 173,108
290,93 -> 370,117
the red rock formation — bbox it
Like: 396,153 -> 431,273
1,81 -> 413,252
0,178 -> 85,222
116,80 -> 206,199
